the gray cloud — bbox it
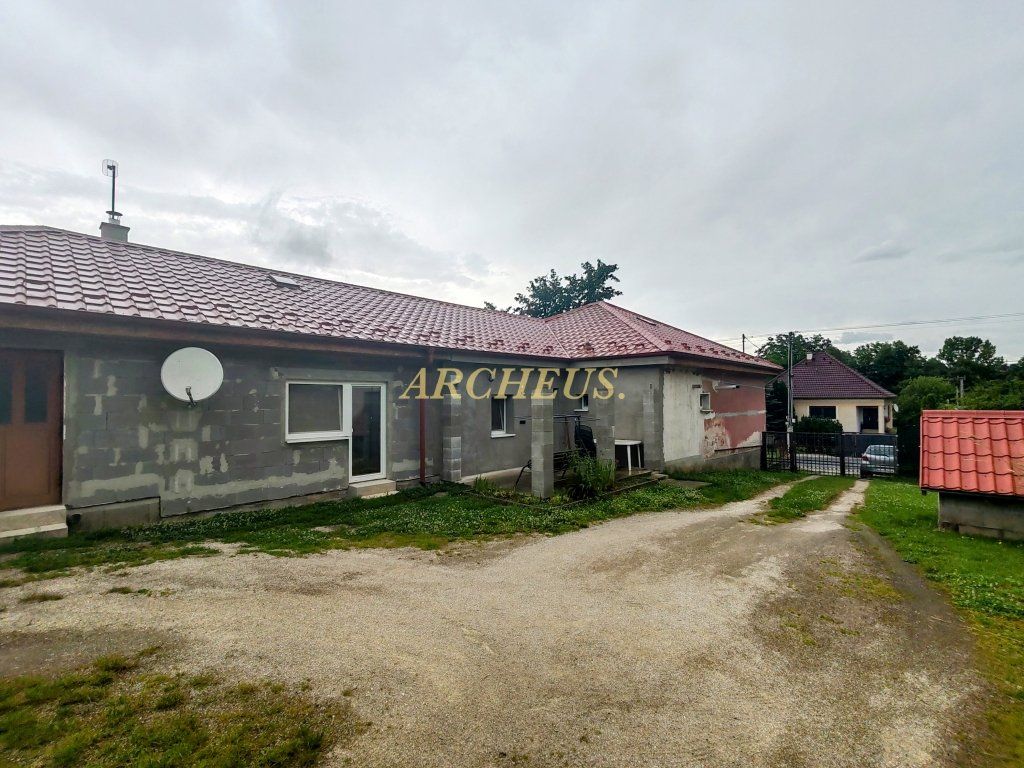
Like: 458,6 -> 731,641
0,0 -> 1022,358
856,242 -> 911,263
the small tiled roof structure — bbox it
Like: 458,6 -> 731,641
0,225 -> 777,371
783,350 -> 895,399
920,410 -> 1024,497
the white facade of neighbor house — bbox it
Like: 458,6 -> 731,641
794,398 -> 894,434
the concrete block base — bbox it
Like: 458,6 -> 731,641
938,492 -> 1024,541
68,498 -> 161,533
664,447 -> 760,473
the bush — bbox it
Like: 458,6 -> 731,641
795,416 -> 843,434
566,455 -> 616,500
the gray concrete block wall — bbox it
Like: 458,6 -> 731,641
614,367 -> 664,470
56,337 -> 432,519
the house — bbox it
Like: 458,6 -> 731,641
0,224 -> 778,538
920,409 -> 1024,541
785,351 -> 895,433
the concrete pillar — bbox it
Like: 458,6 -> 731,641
588,393 -> 616,467
441,393 -> 462,482
642,388 -> 664,470
531,397 -> 554,498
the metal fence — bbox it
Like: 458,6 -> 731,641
761,431 -> 899,477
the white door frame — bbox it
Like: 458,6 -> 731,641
349,382 -> 387,482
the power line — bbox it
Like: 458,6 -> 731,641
715,311 -> 1024,344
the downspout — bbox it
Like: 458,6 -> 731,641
419,348 -> 433,485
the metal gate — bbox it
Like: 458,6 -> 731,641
761,431 -> 898,476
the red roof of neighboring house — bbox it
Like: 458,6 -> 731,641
0,226 -> 777,371
920,410 -> 1024,497
783,351 -> 894,399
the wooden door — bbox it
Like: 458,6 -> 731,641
0,350 -> 62,511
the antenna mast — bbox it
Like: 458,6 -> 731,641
102,159 -> 120,223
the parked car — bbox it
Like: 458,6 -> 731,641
860,445 -> 896,476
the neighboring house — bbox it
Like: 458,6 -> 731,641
0,225 -> 778,537
920,409 -> 1024,541
783,351 -> 895,433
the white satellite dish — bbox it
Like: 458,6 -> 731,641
160,347 -> 224,406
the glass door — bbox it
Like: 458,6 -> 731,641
350,384 -> 385,481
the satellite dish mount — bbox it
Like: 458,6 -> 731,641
102,159 -> 121,223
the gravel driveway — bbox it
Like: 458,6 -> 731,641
1,480 -> 984,767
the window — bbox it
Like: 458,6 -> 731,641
575,394 -> 589,412
699,392 -> 712,412
809,405 -> 837,420
491,397 -> 511,436
286,382 -> 347,442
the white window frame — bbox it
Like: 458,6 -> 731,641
348,382 -> 388,482
699,391 -> 712,413
491,396 -> 513,437
574,393 -> 590,412
285,381 -> 351,443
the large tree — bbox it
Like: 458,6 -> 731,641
486,260 -> 622,318
757,333 -> 851,369
936,336 -> 1006,388
849,340 -> 930,393
895,376 -> 957,426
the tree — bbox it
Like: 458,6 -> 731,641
960,379 -> 1024,410
757,333 -> 851,369
496,260 -> 622,318
765,380 -> 788,432
936,336 -> 1006,388
896,376 -> 957,424
849,341 -> 928,393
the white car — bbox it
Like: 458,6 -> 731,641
860,445 -> 897,476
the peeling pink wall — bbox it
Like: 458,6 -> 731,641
701,376 -> 767,456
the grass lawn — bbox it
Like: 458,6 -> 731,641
759,475 -> 856,523
858,479 -> 1024,767
0,649 -> 355,767
0,470 -> 796,582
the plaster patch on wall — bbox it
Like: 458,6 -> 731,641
138,425 -> 149,449
219,453 -> 229,473
92,395 -> 102,416
74,472 -> 165,499
170,438 -> 198,463
106,376 -> 117,396
137,395 -> 147,413
199,455 -> 215,475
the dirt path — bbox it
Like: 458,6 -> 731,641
0,480 -> 985,767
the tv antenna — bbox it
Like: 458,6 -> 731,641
102,159 -> 121,223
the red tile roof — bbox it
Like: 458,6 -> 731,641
783,351 -> 894,399
920,410 -> 1024,497
0,226 -> 777,371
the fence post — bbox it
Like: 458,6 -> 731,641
839,434 -> 846,476
789,433 -> 798,473
760,432 -> 767,470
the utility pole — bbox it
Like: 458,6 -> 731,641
787,331 -> 794,433
742,334 -> 746,354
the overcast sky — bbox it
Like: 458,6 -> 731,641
1,1 -> 1022,360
